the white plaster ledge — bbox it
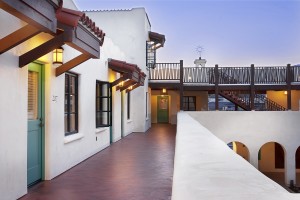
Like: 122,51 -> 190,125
127,119 -> 133,123
95,127 -> 107,134
64,133 -> 84,144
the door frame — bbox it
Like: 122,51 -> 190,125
157,95 -> 169,123
28,61 -> 45,185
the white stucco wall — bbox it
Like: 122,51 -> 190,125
173,112 -> 299,200
188,111 -> 300,184
0,4 -> 128,199
85,8 -> 151,133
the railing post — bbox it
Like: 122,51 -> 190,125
287,64 -> 291,110
250,64 -> 255,110
180,60 -> 184,111
215,64 -> 219,110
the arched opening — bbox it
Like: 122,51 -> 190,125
258,142 -> 286,187
227,141 -> 249,161
295,146 -> 300,186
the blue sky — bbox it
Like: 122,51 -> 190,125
75,0 -> 300,67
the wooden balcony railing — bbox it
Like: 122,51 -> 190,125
149,63 -> 180,80
149,63 -> 299,85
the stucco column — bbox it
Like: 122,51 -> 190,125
285,150 -> 296,186
249,149 -> 259,169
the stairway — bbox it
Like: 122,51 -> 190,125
218,73 -> 286,111
219,91 -> 250,111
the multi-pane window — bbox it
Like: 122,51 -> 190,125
146,41 -> 156,69
127,92 -> 131,119
183,96 -> 196,111
65,73 -> 78,136
96,81 -> 112,127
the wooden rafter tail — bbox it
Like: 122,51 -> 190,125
111,75 -> 130,87
0,25 -> 40,54
56,54 -> 91,77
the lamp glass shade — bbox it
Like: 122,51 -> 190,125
53,47 -> 64,64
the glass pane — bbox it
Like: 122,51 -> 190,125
101,98 -> 108,111
102,83 -> 107,96
96,83 -> 100,97
70,76 -> 76,94
28,71 -> 38,120
96,97 -> 100,112
65,95 -> 68,113
64,114 -> 68,132
96,112 -> 107,126
65,74 -> 69,94
70,114 -> 77,132
70,95 -> 76,112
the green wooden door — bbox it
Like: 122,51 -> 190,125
157,96 -> 169,123
27,63 -> 44,186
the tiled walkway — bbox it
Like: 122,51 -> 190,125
20,124 -> 176,200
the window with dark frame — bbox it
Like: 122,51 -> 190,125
96,81 -> 112,127
183,96 -> 196,111
146,41 -> 156,69
65,73 -> 78,136
127,92 -> 130,120
146,92 -> 148,118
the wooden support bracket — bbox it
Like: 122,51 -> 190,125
56,54 -> 91,76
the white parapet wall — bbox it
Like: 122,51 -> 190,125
172,112 -> 299,200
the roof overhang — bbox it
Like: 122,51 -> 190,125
0,0 -> 61,54
108,58 -> 146,92
0,1 -> 105,76
16,7 -> 105,76
149,31 -> 165,50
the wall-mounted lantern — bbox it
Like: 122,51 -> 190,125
161,88 -> 168,95
53,47 -> 64,64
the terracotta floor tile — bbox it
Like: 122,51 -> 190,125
20,124 -> 176,200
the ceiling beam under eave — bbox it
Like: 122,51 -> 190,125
0,0 -> 58,33
55,54 -> 91,76
117,80 -> 137,91
0,24 -> 40,54
125,83 -> 140,93
111,74 -> 130,87
19,33 -> 65,68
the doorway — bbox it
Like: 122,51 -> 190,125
27,62 -> 44,186
157,96 -> 169,123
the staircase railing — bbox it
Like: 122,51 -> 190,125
254,94 -> 287,111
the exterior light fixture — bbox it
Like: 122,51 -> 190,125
284,91 -> 288,95
162,88 -> 167,94
53,47 -> 64,64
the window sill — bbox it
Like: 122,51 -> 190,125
127,119 -> 133,123
146,117 -> 149,121
64,133 -> 84,144
95,127 -> 107,134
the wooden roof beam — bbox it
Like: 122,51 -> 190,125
19,32 -> 65,68
0,0 -> 59,33
0,24 -> 40,54
55,54 -> 90,76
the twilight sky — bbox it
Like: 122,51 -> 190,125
75,0 -> 300,67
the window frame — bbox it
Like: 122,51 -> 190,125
96,80 -> 112,128
65,72 -> 79,136
183,96 -> 196,111
127,91 -> 131,120
146,41 -> 156,69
